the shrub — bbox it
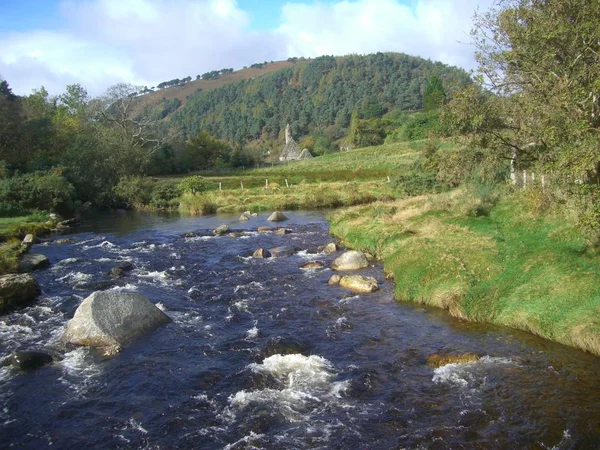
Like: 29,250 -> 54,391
149,182 -> 181,209
393,168 -> 441,196
113,176 -> 154,208
0,171 -> 75,215
178,175 -> 208,194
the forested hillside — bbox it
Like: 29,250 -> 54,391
170,53 -> 471,144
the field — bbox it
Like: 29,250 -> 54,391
172,142 -> 420,213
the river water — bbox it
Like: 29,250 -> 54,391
1,211 -> 600,449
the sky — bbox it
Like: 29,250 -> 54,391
0,0 -> 495,96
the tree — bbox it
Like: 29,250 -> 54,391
98,83 -> 164,156
446,0 -> 600,237
0,79 -> 25,169
183,130 -> 230,170
423,75 -> 446,111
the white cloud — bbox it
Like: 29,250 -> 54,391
1,0 -> 285,95
278,0 -> 495,71
0,0 -> 494,96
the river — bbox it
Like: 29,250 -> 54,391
1,211 -> 599,449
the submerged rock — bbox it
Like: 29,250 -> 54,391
275,228 -> 291,235
427,353 -> 481,368
257,226 -> 275,232
10,351 -> 53,371
252,248 -> 271,258
331,251 -> 369,271
0,274 -> 41,313
239,212 -> 252,221
300,261 -> 324,269
328,274 -> 342,285
213,224 -> 229,235
267,211 -> 289,222
269,246 -> 296,258
108,261 -> 134,279
63,291 -> 171,348
20,253 -> 50,272
54,238 -> 76,245
339,275 -> 379,293
183,232 -> 198,238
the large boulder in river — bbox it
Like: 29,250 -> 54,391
62,291 -> 171,348
339,275 -> 379,293
20,253 -> 50,272
0,274 -> 41,313
267,211 -> 288,222
331,251 -> 368,271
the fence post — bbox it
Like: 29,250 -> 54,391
219,182 -> 222,191
240,181 -> 244,190
541,174 -> 546,189
285,179 -> 289,188
387,176 -> 390,183
265,179 -> 269,189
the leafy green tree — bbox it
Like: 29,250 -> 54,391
423,75 -> 446,111
183,131 -> 230,170
446,0 -> 600,238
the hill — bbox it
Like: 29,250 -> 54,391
134,60 -> 295,114
158,53 -> 471,148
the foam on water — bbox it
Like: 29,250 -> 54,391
432,356 -> 513,388
136,270 -> 171,285
245,323 -> 259,339
56,271 -> 93,284
52,257 -> 81,269
296,250 -> 323,260
234,281 -> 265,294
223,431 -> 265,450
228,354 -> 349,423
107,283 -> 139,292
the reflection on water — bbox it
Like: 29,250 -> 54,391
1,210 -> 599,449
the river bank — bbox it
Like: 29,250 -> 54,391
328,188 -> 600,357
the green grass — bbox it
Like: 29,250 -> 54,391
0,212 -> 51,240
328,189 -> 600,356
178,180 -> 395,214
170,141 -> 419,214
0,212 -> 53,275
162,142 -> 419,191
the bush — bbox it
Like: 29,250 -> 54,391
392,168 -> 441,196
178,175 -> 208,194
0,170 -> 75,215
113,176 -> 154,208
150,182 -> 181,209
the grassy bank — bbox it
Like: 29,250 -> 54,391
0,213 -> 53,274
179,180 -> 396,214
175,142 -> 420,214
328,189 -> 600,356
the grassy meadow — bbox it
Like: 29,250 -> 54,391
174,141 -> 420,213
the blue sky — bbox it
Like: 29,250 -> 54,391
0,0 -> 492,95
